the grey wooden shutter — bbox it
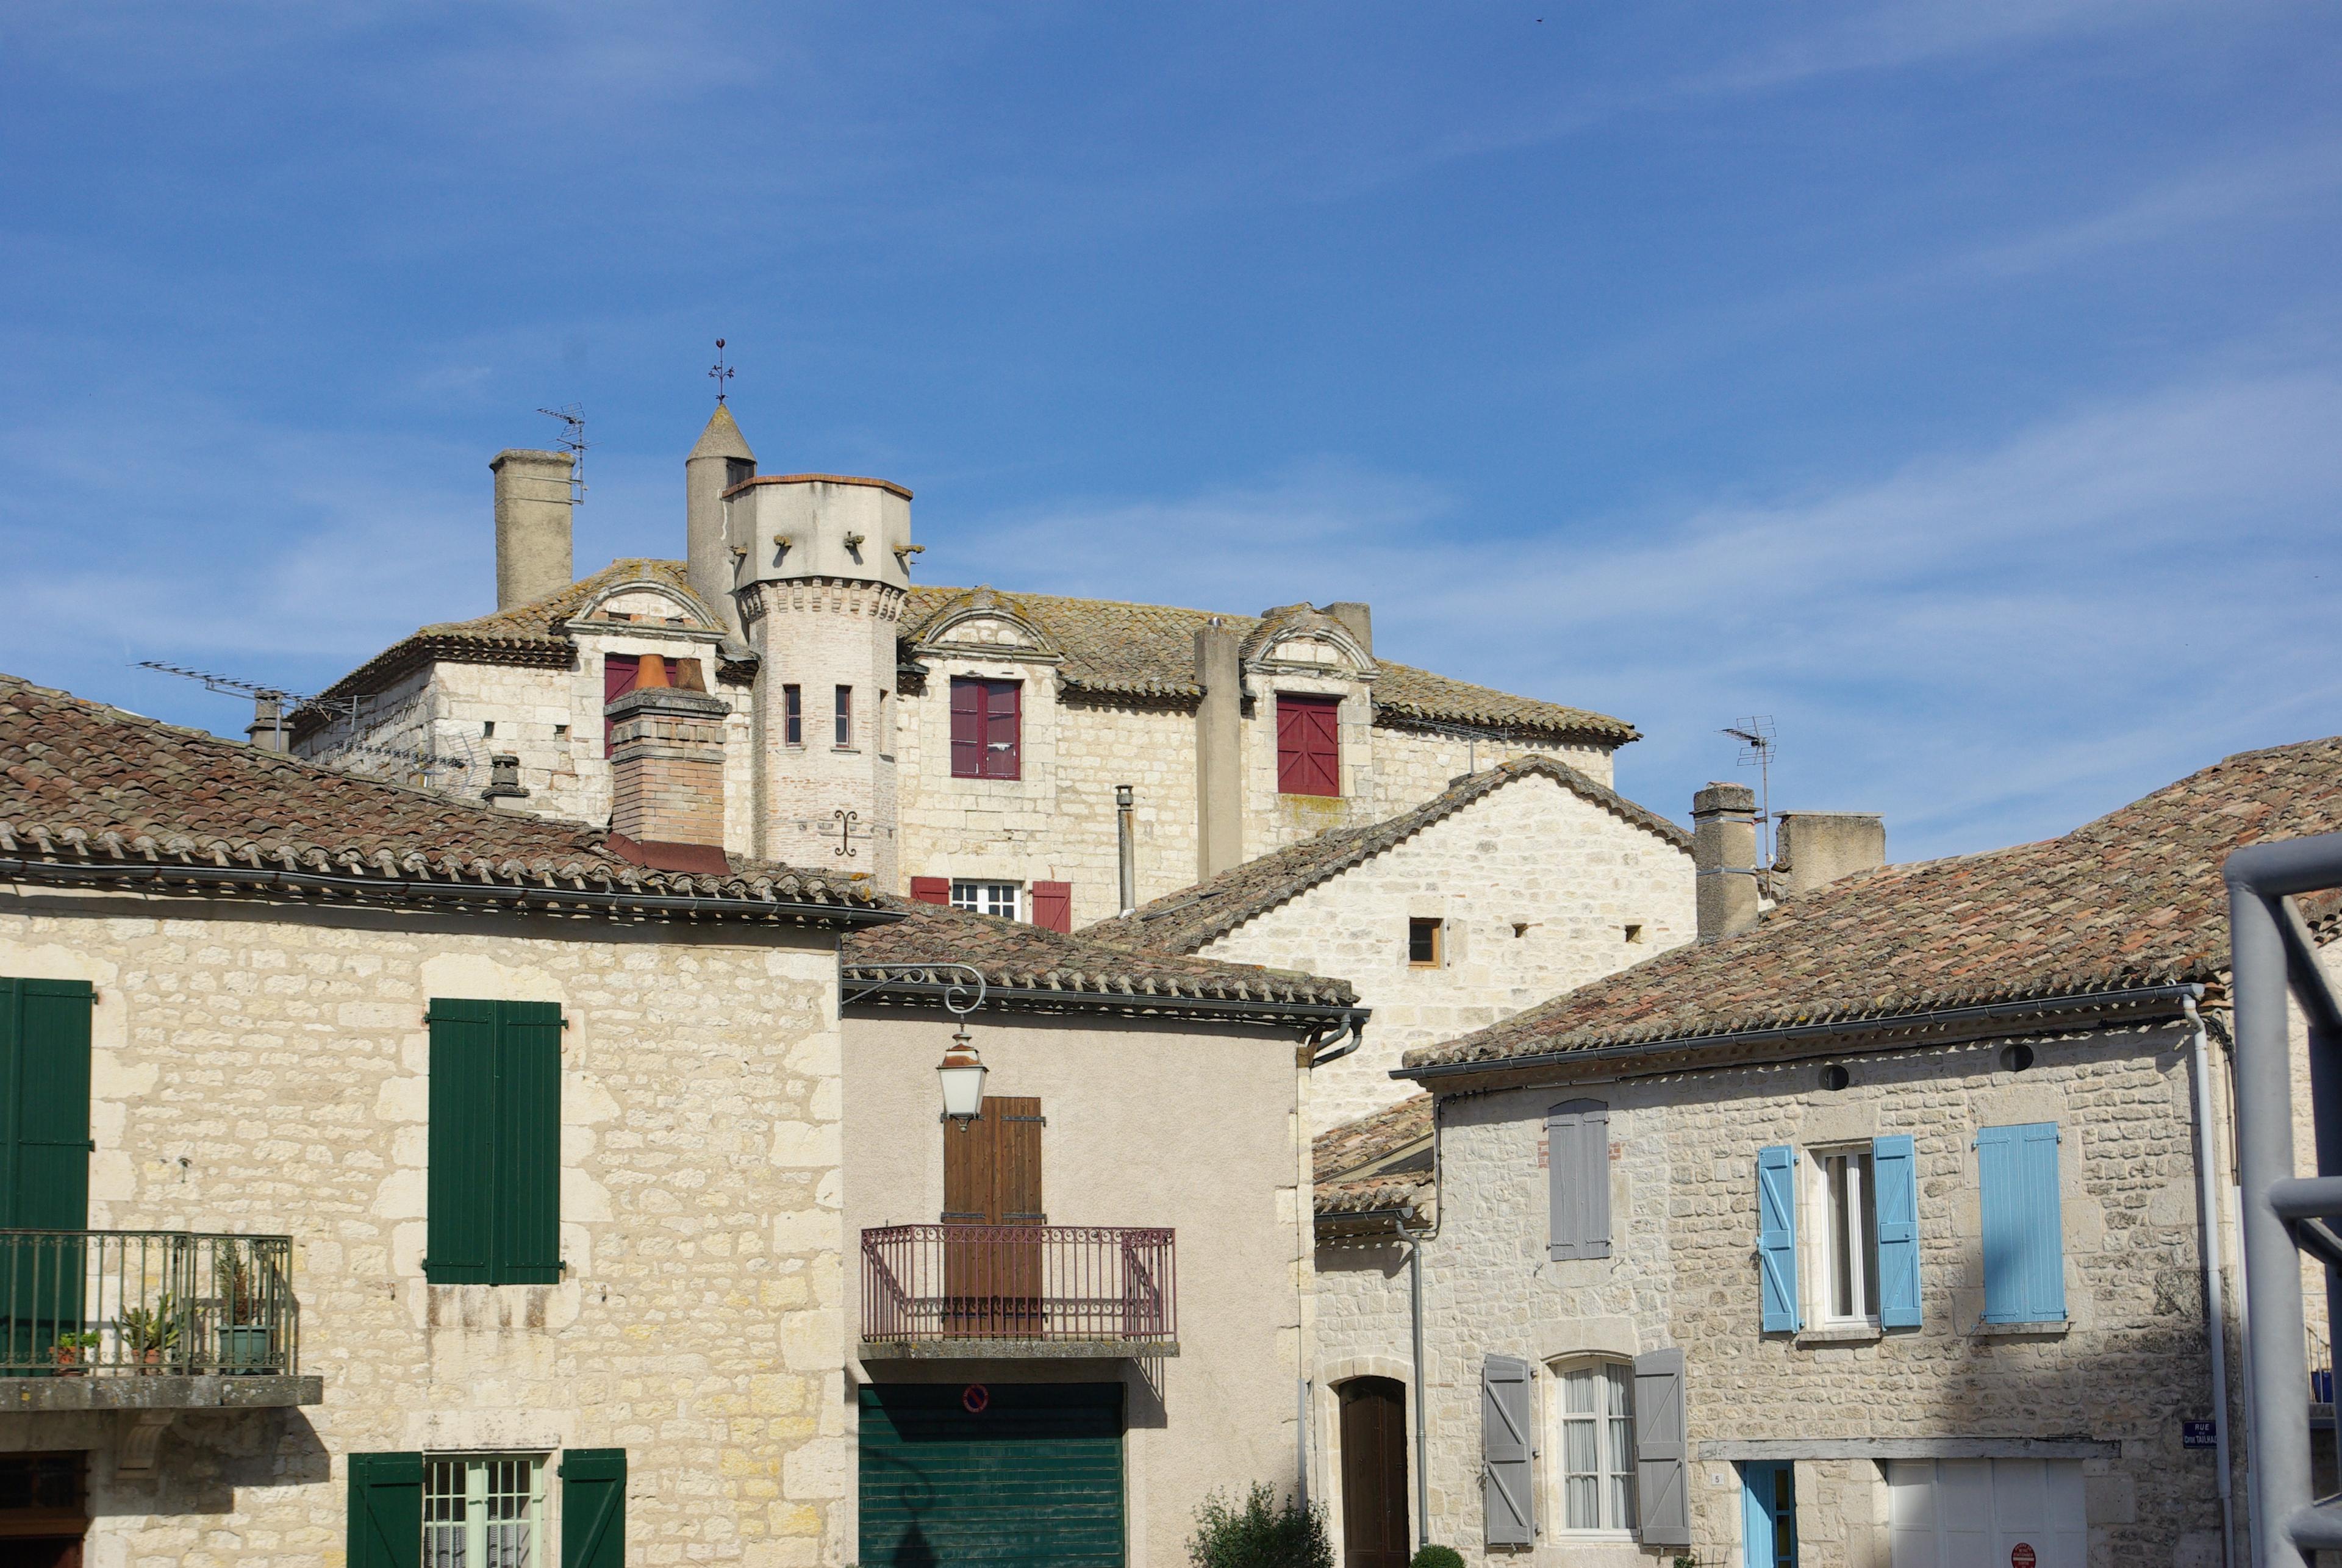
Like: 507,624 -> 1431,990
1631,1347 -> 1689,1547
1481,1355 -> 1535,1548
1547,1100 -> 1611,1260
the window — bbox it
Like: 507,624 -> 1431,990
783,684 -> 803,746
1811,1147 -> 1880,1323
426,999 -> 561,1285
424,1454 -> 545,1567
951,881 -> 1020,920
1623,923 -> 1644,944
834,685 -> 854,748
950,678 -> 1022,779
1979,1122 -> 2066,1323
1407,918 -> 1442,967
1275,693 -> 1341,795
1556,1361 -> 1636,1533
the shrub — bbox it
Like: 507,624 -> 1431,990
1186,1483 -> 1334,1568
1411,1549 -> 1465,1568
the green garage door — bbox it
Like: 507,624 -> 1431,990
859,1381 -> 1124,1566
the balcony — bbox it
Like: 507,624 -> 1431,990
860,1225 -> 1178,1359
0,1231 -> 320,1430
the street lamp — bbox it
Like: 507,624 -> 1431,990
938,1026 -> 987,1120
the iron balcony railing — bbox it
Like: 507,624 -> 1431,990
0,1231 -> 297,1377
862,1225 -> 1176,1347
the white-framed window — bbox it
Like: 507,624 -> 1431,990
1808,1145 -> 1880,1324
1553,1359 -> 1636,1533
424,1453 -> 547,1566
950,881 -> 1020,920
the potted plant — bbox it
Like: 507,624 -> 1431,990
118,1294 -> 182,1373
212,1243 -> 271,1373
49,1331 -> 99,1375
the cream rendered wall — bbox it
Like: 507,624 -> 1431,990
1409,1025 -> 2227,1568
0,886 -> 852,1568
840,1009 -> 1312,1567
1197,775 -> 1696,1132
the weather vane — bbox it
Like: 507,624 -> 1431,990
709,338 -> 733,404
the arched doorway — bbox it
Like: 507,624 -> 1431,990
1337,1377 -> 1408,1568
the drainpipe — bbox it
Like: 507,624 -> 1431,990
1115,784 -> 1137,916
2185,992 -> 2237,1568
1395,1094 -> 1445,1553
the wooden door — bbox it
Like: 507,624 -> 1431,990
1339,1378 -> 1409,1568
942,1096 -> 1043,1335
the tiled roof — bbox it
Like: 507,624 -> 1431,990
0,674 -> 877,918
903,586 -> 1635,742
843,896 -> 1359,1016
1086,755 -> 1691,954
1313,1094 -> 1433,1220
1405,735 -> 2342,1073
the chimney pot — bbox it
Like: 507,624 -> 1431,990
1691,781 -> 1760,943
491,449 -> 575,609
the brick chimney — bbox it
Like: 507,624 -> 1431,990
606,677 -> 728,851
1692,782 -> 1760,942
1775,812 -> 1885,898
491,449 -> 575,609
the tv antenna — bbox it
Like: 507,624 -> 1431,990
135,660 -> 363,750
1723,716 -> 1777,870
537,403 -> 588,504
709,338 -> 733,404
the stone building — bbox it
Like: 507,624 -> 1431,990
0,671 -> 1361,1565
1306,737 -> 2342,1568
1089,756 -> 1697,1132
289,407 -> 1644,929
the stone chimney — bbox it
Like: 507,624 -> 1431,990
1322,601 -> 1373,657
490,449 -> 575,610
1692,782 -> 1760,943
1775,812 -> 1885,898
685,406 -> 756,633
245,692 -> 288,751
1194,620 -> 1244,880
606,675 -> 729,850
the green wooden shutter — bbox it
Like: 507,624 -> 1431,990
1979,1122 -> 2066,1323
1873,1134 -> 1921,1328
560,1448 -> 626,1568
348,1452 -> 424,1568
0,979 -> 92,1230
426,1001 -> 498,1284
1756,1145 -> 1800,1331
493,1002 -> 563,1285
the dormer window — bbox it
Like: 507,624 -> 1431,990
950,679 -> 1022,780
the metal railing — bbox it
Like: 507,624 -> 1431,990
861,1225 -> 1176,1346
0,1231 -> 297,1376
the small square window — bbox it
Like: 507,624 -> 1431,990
482,720 -> 495,737
951,881 -> 1021,920
554,724 -> 569,737
1408,918 -> 1443,967
1623,923 -> 1644,944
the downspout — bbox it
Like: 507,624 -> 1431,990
2186,991 -> 2238,1568
1116,784 -> 1138,917
1394,1092 -> 1444,1554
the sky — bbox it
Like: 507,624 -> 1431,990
2,1 -> 2337,861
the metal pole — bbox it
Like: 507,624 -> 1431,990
1116,784 -> 1137,916
1409,1233 -> 1430,1552
2186,993 -> 2238,1568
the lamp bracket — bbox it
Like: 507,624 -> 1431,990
840,962 -> 988,1017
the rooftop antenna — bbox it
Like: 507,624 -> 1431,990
709,338 -> 733,404
135,660 -> 363,750
1723,716 -> 1777,871
537,403 -> 588,504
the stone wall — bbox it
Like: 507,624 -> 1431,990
1311,1234 -> 1423,1557
1406,1022 -> 2229,1567
1196,772 -> 1696,1131
0,886 -> 851,1567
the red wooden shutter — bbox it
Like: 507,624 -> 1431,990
1030,881 -> 1072,933
987,682 -> 1022,780
950,680 -> 982,778
1277,695 -> 1341,796
909,877 -> 951,906
602,655 -> 642,757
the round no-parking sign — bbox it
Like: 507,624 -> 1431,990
2011,1545 -> 2036,1568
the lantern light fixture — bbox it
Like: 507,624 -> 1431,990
938,1026 -> 987,1120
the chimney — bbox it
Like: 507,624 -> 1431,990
1775,812 -> 1885,898
1116,783 -> 1137,915
1692,781 -> 1760,943
606,684 -> 729,849
245,692 -> 288,751
685,406 -> 756,634
481,753 -> 531,809
490,449 -> 575,610
1194,621 -> 1244,880
1322,601 -> 1372,657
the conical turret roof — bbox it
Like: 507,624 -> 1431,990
687,404 -> 756,464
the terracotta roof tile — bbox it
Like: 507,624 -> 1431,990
1312,1094 -> 1433,1219
1405,735 -> 2342,1073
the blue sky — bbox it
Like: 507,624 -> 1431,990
3,1 -> 2337,860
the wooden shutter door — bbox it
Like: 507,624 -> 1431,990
347,1452 -> 424,1568
559,1448 -> 626,1568
1872,1133 -> 1921,1328
987,682 -> 1022,779
495,1002 -> 564,1286
950,680 -> 982,777
1632,1348 -> 1690,1547
1755,1145 -> 1800,1331
1481,1355 -> 1534,1548
909,877 -> 951,906
1547,1100 -> 1610,1261
1030,881 -> 1073,934
942,1097 -> 1042,1336
1339,1377 -> 1410,1568
0,979 -> 91,1358
426,1001 -> 498,1284
1980,1123 -> 2066,1323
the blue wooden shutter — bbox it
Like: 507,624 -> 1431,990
1756,1144 -> 1800,1331
560,1448 -> 626,1568
347,1452 -> 424,1568
1873,1134 -> 1920,1328
426,1000 -> 498,1284
1481,1355 -> 1534,1548
1633,1348 -> 1689,1547
1979,1122 -> 2066,1323
495,1001 -> 564,1286
1547,1100 -> 1611,1261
